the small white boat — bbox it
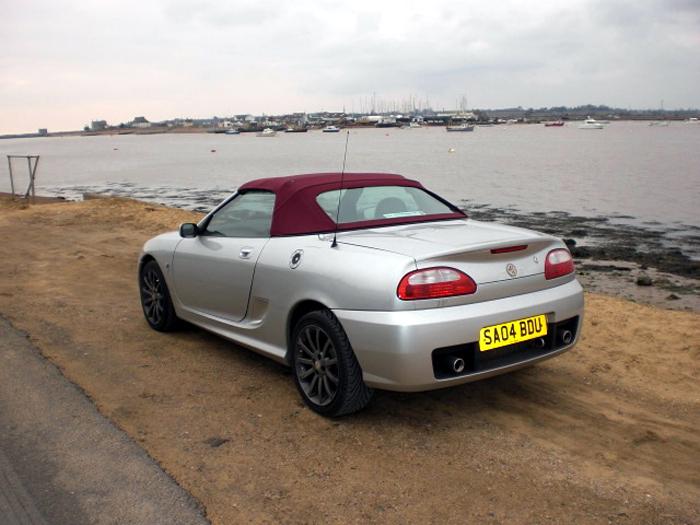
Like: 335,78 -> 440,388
446,123 -> 475,132
579,118 -> 604,130
648,121 -> 669,127
256,128 -> 277,137
225,129 -> 240,135
322,126 -> 341,133
408,121 -> 422,128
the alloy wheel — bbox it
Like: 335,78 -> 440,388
141,268 -> 165,326
295,325 -> 339,406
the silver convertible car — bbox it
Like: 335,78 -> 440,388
139,173 -> 583,416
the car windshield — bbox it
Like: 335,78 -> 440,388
316,185 -> 455,224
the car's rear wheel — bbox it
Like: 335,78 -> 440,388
139,259 -> 179,332
291,310 -> 373,417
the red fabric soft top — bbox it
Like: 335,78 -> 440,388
238,172 -> 465,237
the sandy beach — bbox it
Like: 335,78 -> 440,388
0,196 -> 698,524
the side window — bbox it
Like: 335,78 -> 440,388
204,191 -> 275,238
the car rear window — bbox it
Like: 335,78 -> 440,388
316,186 -> 455,224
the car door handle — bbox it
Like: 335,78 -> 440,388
239,247 -> 254,259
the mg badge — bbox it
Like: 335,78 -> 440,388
290,249 -> 304,269
506,263 -> 518,278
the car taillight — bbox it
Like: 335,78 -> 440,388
545,248 -> 574,279
397,267 -> 477,300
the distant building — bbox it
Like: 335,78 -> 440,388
170,118 -> 193,127
131,116 -> 151,128
91,120 -> 107,131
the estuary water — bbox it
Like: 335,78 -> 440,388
1,122 -> 699,257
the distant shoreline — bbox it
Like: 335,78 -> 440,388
3,115 -> 698,140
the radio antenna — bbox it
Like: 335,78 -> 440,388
331,130 -> 350,248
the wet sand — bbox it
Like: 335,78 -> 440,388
1,196 -> 698,524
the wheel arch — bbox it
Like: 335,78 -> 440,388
285,299 -> 330,363
138,253 -> 157,274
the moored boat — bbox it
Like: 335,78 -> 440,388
225,129 -> 240,135
322,126 -> 341,133
446,123 -> 475,132
375,117 -> 398,128
256,128 -> 277,137
578,118 -> 604,129
544,121 -> 565,127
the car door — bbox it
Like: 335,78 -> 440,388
171,191 -> 275,322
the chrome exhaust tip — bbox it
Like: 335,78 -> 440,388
449,356 -> 466,374
560,330 -> 573,345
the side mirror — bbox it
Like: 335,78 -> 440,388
179,223 -> 199,238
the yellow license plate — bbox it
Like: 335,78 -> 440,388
479,314 -> 548,352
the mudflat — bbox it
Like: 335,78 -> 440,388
0,196 -> 698,524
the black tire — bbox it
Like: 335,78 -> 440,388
139,260 -> 180,332
291,310 -> 373,417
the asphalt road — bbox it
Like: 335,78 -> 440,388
0,316 -> 209,525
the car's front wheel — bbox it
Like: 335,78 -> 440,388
291,310 -> 373,417
139,259 -> 180,332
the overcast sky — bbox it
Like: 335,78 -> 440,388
1,0 -> 699,133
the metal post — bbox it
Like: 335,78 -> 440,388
31,156 -> 39,200
25,156 -> 33,200
24,156 -> 39,201
7,156 -> 14,198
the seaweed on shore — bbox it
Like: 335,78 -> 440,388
462,200 -> 700,279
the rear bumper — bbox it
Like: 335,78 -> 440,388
333,279 -> 584,392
